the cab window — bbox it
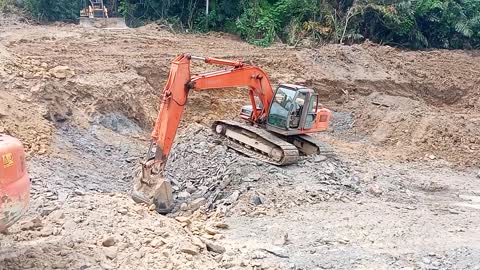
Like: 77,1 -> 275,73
268,87 -> 297,129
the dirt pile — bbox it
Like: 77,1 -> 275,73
342,92 -> 480,166
0,193 -> 231,270
299,43 -> 480,166
301,43 -> 480,107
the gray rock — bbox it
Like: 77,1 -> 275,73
177,191 -> 191,200
104,247 -> 118,260
206,241 -> 226,254
196,186 -> 209,196
189,197 -> 207,211
250,195 -> 263,206
246,172 -> 261,182
369,184 -> 383,196
117,208 -> 128,215
181,243 -> 200,255
185,183 -> 197,194
102,236 -> 116,247
225,191 -> 240,205
180,203 -> 188,211
314,155 -> 327,162
268,167 -> 278,173
252,250 -> 267,259
422,257 -> 432,264
40,205 -> 59,217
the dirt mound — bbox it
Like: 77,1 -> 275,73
297,43 -> 480,167
344,92 -> 480,167
300,42 -> 480,109
0,193 -> 227,270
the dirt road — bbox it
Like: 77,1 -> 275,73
0,21 -> 479,270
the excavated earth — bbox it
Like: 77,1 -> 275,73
0,20 -> 480,270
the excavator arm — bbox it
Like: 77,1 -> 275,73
132,54 -> 276,213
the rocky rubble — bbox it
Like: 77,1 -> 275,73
166,124 -> 360,217
0,193 -> 239,270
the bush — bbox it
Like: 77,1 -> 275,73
24,0 -> 80,21
361,0 -> 480,49
0,0 -> 16,13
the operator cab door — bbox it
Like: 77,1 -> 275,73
302,91 -> 319,130
267,85 -> 318,133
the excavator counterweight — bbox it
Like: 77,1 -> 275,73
132,54 -> 332,213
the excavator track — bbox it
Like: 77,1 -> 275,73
212,120 -> 299,166
290,134 -> 336,157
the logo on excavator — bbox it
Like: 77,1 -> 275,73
2,153 -> 14,168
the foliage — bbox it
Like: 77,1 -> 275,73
0,0 -> 17,13
24,0 -> 80,21
15,0 -> 480,49
361,0 -> 480,48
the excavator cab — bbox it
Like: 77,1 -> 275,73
267,84 -> 319,133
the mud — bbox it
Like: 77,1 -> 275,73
0,21 -> 480,270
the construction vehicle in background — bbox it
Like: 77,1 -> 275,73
80,0 -> 127,29
0,135 -> 30,232
80,0 -> 109,18
132,54 -> 332,213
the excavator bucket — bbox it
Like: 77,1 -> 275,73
131,164 -> 174,214
79,17 -> 128,29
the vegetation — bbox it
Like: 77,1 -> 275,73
0,0 -> 15,13
24,0 -> 80,21
16,0 -> 480,49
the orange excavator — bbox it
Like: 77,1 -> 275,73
0,135 -> 30,232
132,54 -> 332,213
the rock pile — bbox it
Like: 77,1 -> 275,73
166,124 -> 359,215
0,193 -> 236,270
165,124 -> 270,213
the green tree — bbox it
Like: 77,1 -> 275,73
25,0 -> 80,21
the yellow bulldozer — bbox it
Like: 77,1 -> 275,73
80,0 -> 127,29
